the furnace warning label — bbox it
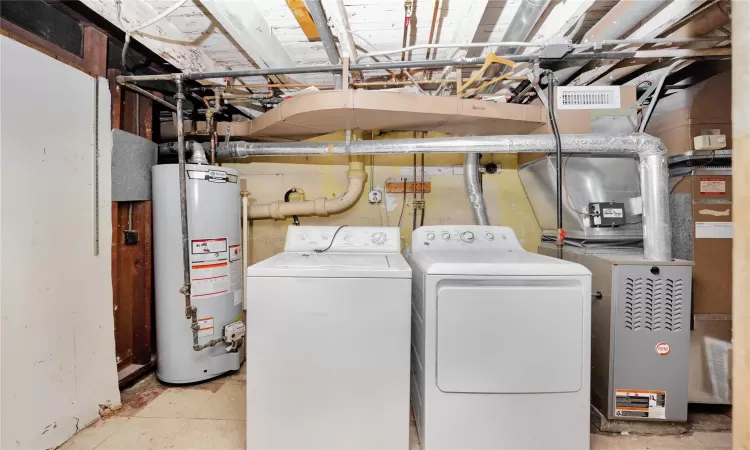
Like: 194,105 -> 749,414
191,262 -> 229,298
197,317 -> 214,337
191,238 -> 228,263
615,390 -> 666,419
700,178 -> 726,195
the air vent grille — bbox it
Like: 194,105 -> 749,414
624,277 -> 683,332
557,86 -> 621,110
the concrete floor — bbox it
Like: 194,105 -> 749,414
61,364 -> 731,450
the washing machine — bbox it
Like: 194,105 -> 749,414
245,226 -> 412,450
406,226 -> 592,450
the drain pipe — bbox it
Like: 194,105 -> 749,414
249,161 -> 367,220
464,153 -> 489,225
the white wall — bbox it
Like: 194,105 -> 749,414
0,36 -> 120,449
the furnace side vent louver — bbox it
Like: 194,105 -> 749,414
556,86 -> 621,110
624,277 -> 683,332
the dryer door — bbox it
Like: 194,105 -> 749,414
436,278 -> 584,393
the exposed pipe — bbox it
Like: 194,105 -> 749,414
249,161 -> 367,220
305,0 -> 342,65
216,133 -> 671,261
186,141 -> 208,165
477,0 -> 551,95
174,78 -> 202,351
116,48 -> 730,83
121,83 -> 183,113
241,190 -> 249,311
464,153 -> 489,225
639,60 -> 687,132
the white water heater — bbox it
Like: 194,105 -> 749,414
152,163 -> 244,383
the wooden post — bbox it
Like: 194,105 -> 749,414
733,1 -> 749,448
82,27 -> 107,78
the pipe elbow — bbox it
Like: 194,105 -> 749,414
324,177 -> 366,214
634,133 -> 667,157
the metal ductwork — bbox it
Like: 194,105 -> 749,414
477,0 -> 551,95
464,153 -> 489,225
159,133 -> 672,261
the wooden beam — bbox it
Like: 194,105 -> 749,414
569,0 -> 710,86
199,0 -> 304,84
431,0 -> 489,88
732,1 -> 749,448
285,0 -> 320,41
83,26 -> 107,78
0,18 -> 87,74
79,0 -> 226,75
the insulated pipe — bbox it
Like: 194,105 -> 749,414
249,161 -> 367,220
217,133 -> 672,261
305,0 -> 341,65
464,153 -> 489,225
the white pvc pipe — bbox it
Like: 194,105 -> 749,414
248,161 -> 367,220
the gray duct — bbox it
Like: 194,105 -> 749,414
464,153 -> 489,225
160,133 -> 672,261
477,0 -> 551,95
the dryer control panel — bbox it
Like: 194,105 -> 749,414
412,226 -> 523,251
284,226 -> 401,253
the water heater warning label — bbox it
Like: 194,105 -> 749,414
197,317 -> 214,337
191,238 -> 228,264
191,262 -> 229,298
615,390 -> 666,419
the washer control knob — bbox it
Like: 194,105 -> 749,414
460,231 -> 475,243
441,232 -> 451,241
371,232 -> 387,244
486,233 -> 495,241
426,232 -> 436,241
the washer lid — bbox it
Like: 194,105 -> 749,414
247,252 -> 412,278
411,249 -> 591,277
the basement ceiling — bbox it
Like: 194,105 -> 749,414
79,0 -> 731,135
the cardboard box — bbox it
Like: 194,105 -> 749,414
689,315 -> 732,404
672,174 -> 732,314
645,71 -> 732,157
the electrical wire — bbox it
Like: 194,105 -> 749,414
670,150 -> 716,194
545,69 -> 564,259
120,0 -> 188,74
313,225 -> 348,253
284,188 -> 300,226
